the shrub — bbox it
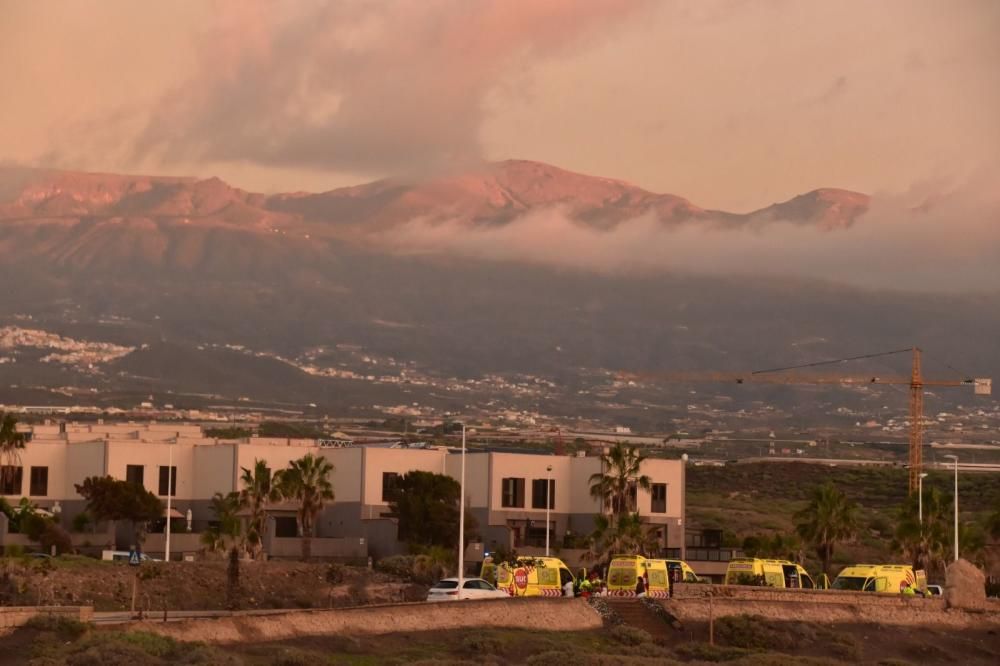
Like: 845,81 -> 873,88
461,634 -> 504,655
715,615 -> 793,651
4,544 -> 25,558
609,625 -> 652,646
374,554 -> 446,585
673,643 -> 753,662
25,614 -> 89,641
72,512 -> 94,533
20,513 -> 50,541
267,647 -> 317,666
325,562 -> 346,585
40,524 -> 73,555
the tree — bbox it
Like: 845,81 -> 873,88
0,412 -> 27,493
583,512 -> 661,566
588,443 -> 651,515
387,471 -> 465,549
238,460 -> 281,560
742,532 -> 804,563
276,453 -> 335,560
987,508 -> 1000,542
74,476 -> 163,546
892,487 -> 951,576
794,482 -> 859,576
202,491 -> 244,610
201,491 -> 243,554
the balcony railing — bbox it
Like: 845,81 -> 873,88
685,547 -> 744,562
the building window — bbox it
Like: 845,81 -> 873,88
0,466 -> 23,495
29,467 -> 48,497
501,477 -> 525,508
126,465 -> 144,487
531,479 -> 555,509
651,483 -> 667,513
274,516 -> 298,538
158,466 -> 177,496
382,472 -> 400,502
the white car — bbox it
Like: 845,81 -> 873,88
426,577 -> 509,602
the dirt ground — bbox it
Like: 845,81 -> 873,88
0,619 -> 997,665
0,556 -> 422,611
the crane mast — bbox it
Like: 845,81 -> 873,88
621,347 -> 990,495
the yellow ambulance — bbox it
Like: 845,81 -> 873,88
831,564 -> 927,595
724,558 -> 816,589
481,556 -> 575,597
606,555 -> 700,598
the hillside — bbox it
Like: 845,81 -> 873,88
0,161 -> 995,421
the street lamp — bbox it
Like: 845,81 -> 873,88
545,465 -> 553,557
943,454 -> 959,562
165,441 -> 173,563
918,473 -> 928,524
457,424 -> 467,591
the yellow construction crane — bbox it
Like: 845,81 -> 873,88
620,347 -> 992,493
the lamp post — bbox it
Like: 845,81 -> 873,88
545,464 -> 553,557
165,442 -> 173,563
943,454 -> 958,561
918,473 -> 928,524
458,424 -> 466,591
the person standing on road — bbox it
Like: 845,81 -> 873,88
635,575 -> 646,597
563,577 -> 575,597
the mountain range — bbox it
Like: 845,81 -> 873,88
0,160 -> 994,423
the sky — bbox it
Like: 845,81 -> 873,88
1,0 -> 998,212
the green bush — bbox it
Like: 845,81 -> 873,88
609,625 -> 651,646
325,562 -> 346,585
375,554 -> 446,585
25,614 -> 89,641
4,544 -> 25,558
461,634 -> 504,655
715,615 -> 793,651
20,513 -> 50,541
72,512 -> 94,533
40,524 -> 73,555
673,642 -> 754,662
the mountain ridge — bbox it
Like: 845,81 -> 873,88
1,159 -> 870,230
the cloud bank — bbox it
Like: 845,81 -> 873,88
121,0 -> 648,177
374,166 -> 1000,292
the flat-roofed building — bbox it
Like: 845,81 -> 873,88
2,423 -> 685,562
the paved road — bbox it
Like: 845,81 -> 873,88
92,608 -> 294,625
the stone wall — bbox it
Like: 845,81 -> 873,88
673,582 -> 948,609
141,598 -> 602,644
0,606 -> 93,632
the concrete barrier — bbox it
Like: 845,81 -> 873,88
139,598 -> 602,643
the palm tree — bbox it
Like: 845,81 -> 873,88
588,443 -> 651,515
276,453 -> 335,561
892,487 -> 950,576
0,412 -> 26,493
239,460 -> 282,560
583,512 -> 661,565
794,482 -> 859,576
202,491 -> 243,555
987,508 -> 1000,542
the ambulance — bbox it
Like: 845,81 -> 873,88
831,564 -> 927,595
724,558 -> 816,588
481,556 -> 575,597
606,554 -> 700,598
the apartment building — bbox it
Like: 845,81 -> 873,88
4,423 -> 685,560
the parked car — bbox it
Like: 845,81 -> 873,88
426,578 -> 509,602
